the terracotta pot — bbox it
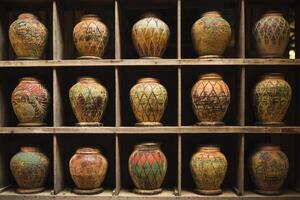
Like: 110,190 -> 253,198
253,11 -> 290,58
253,73 -> 292,126
128,143 -> 167,195
12,77 -> 50,126
132,13 -> 170,58
69,77 -> 108,126
190,145 -> 227,195
191,73 -> 230,126
10,147 -> 49,194
249,145 -> 289,195
9,13 -> 48,60
73,14 -> 109,59
130,78 -> 168,126
191,11 -> 231,58
69,147 -> 108,194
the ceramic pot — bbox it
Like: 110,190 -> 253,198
69,77 -> 108,126
69,147 -> 108,194
128,143 -> 167,195
73,14 -> 109,59
253,73 -> 291,126
191,11 -> 231,58
130,78 -> 168,126
190,145 -> 227,195
132,13 -> 170,58
191,73 -> 230,126
10,147 -> 49,194
12,77 -> 50,126
9,13 -> 48,60
253,11 -> 290,58
249,145 -> 289,195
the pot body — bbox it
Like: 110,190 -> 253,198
253,11 -> 290,58
9,13 -> 48,59
73,14 -> 109,59
191,73 -> 230,126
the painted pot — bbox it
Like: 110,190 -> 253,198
191,73 -> 230,126
12,77 -> 50,126
69,147 -> 108,194
253,73 -> 292,126
69,77 -> 108,126
73,14 -> 109,59
191,11 -> 231,58
190,145 -> 227,195
249,145 -> 289,195
132,13 -> 170,58
130,78 -> 168,126
128,143 -> 167,195
9,13 -> 48,60
253,11 -> 290,58
10,147 -> 49,194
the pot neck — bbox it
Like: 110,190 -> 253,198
18,13 -> 38,20
76,147 -> 101,154
78,77 -> 99,83
260,73 -> 285,80
135,143 -> 161,151
141,12 -> 159,19
198,73 -> 222,80
198,145 -> 220,152
263,11 -> 283,17
21,146 -> 41,153
256,144 -> 281,151
137,77 -> 159,84
202,11 -> 222,18
81,14 -> 101,22
20,77 -> 40,83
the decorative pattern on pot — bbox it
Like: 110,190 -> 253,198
69,77 -> 108,126
130,78 -> 168,126
9,13 -> 48,60
12,77 -> 50,127
128,143 -> 167,195
191,73 -> 230,126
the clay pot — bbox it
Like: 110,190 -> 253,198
253,73 -> 292,126
132,13 -> 170,58
69,147 -> 108,194
73,14 -> 109,59
191,11 -> 231,58
10,147 -> 49,194
253,11 -> 290,58
190,145 -> 227,195
69,77 -> 108,126
130,78 -> 168,126
11,77 -> 50,126
128,143 -> 167,195
249,145 -> 289,195
191,73 -> 230,126
9,13 -> 48,60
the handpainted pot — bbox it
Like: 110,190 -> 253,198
190,145 -> 227,195
128,143 -> 167,195
73,14 -> 109,59
12,77 -> 50,126
69,147 -> 108,194
10,147 -> 49,194
253,73 -> 292,126
132,13 -> 170,58
253,11 -> 290,58
191,73 -> 230,126
69,77 -> 108,126
191,11 -> 231,58
249,145 -> 289,195
9,13 -> 48,60
130,78 -> 168,126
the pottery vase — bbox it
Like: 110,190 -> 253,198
190,145 -> 227,195
128,143 -> 167,195
73,14 -> 109,59
69,77 -> 108,126
191,11 -> 231,58
130,78 -> 168,126
253,11 -> 290,58
249,145 -> 289,195
12,77 -> 50,126
253,73 -> 291,126
9,13 -> 48,60
191,73 -> 230,126
132,13 -> 170,58
10,147 -> 49,194
69,147 -> 108,194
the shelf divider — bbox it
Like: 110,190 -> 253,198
53,135 -> 64,194
53,0 -> 63,60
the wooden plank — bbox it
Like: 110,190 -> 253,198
53,69 -> 63,127
238,67 -> 245,126
53,1 -> 64,60
115,0 -> 121,59
177,134 -> 181,196
53,135 -> 64,194
177,0 -> 181,59
234,134 -> 244,195
115,67 -> 121,127
114,134 -> 121,195
238,0 -> 245,58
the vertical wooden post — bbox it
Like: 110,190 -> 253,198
53,135 -> 64,194
53,0 -> 63,60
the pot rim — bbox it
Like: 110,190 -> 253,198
202,11 -> 222,18
76,147 -> 101,154
134,142 -> 161,150
19,77 -> 40,82
141,12 -> 160,19
77,76 -> 100,83
260,73 -> 285,80
198,73 -> 223,80
80,14 -> 102,21
197,145 -> 220,152
21,146 -> 41,152
263,10 -> 283,17
137,77 -> 160,84
18,13 -> 38,20
256,144 -> 281,151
